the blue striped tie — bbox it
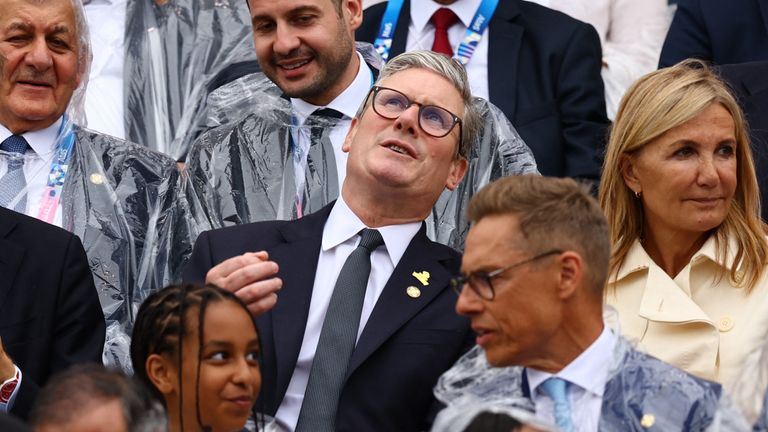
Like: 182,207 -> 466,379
0,135 -> 29,213
541,377 -> 574,432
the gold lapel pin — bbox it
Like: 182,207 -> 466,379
90,173 -> 104,185
640,414 -> 655,428
406,286 -> 421,298
412,271 -> 430,286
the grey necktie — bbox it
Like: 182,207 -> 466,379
295,228 -> 385,432
294,108 -> 343,218
0,135 -> 29,213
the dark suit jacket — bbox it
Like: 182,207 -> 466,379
183,202 -> 472,431
357,0 -> 609,181
717,61 -> 768,221
0,207 -> 105,419
659,0 -> 768,67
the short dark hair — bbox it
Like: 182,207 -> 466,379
246,0 -> 344,15
30,364 -> 163,432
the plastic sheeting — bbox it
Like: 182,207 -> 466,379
123,0 -> 256,160
186,67 -> 538,250
730,329 -> 768,429
432,313 -> 750,431
0,118 -> 193,372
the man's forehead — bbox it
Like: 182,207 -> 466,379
379,68 -> 463,108
1,0 -> 76,26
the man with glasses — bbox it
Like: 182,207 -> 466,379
184,51 -> 478,431
442,175 -> 734,430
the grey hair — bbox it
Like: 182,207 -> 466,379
65,0 -> 92,126
356,51 -> 481,159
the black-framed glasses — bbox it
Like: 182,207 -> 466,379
367,86 -> 463,143
450,249 -> 563,300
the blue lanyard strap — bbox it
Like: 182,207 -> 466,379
373,0 -> 499,65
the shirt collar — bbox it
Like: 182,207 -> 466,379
614,234 -> 737,281
527,326 -> 616,399
291,51 -> 373,125
0,117 -> 62,158
323,196 -> 422,268
411,0 -> 482,34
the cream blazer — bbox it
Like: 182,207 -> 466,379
606,236 -> 768,391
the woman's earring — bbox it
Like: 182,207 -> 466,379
635,190 -> 642,199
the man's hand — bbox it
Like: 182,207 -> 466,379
0,337 -> 15,381
205,251 -> 282,316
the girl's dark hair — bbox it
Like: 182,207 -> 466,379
130,283 -> 260,431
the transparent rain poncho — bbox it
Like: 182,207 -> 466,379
728,327 -> 768,429
186,59 -> 538,250
431,310 -> 750,431
123,0 -> 256,160
0,0 -> 195,372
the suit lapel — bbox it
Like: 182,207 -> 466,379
390,0 -> 411,58
0,211 -> 23,309
488,0 -> 522,120
268,204 -> 333,400
346,225 -> 454,377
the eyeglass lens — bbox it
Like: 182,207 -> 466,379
373,88 -> 457,138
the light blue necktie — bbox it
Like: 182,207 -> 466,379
541,377 -> 575,432
0,135 -> 29,213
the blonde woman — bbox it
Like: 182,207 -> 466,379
600,59 -> 768,393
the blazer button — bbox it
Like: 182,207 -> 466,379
718,316 -> 734,332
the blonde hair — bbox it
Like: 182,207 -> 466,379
599,59 -> 768,290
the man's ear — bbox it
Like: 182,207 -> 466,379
344,0 -> 364,31
341,117 -> 359,153
556,251 -> 583,300
444,157 -> 468,191
146,353 -> 177,395
620,154 -> 641,196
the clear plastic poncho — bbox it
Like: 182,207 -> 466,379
123,0 -> 256,160
186,53 -> 538,250
728,326 -> 768,429
431,309 -> 750,431
0,0 -> 196,373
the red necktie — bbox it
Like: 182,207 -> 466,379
430,8 -> 459,57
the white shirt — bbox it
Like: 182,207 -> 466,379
407,0 -> 490,100
0,119 -> 64,226
526,327 -> 616,432
274,196 -> 422,431
83,0 -> 127,139
290,52 -> 374,202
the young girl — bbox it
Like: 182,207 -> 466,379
131,284 -> 262,432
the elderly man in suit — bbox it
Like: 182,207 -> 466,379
441,175 -> 734,431
357,0 -> 609,182
0,206 -> 105,420
184,50 -> 479,431
0,0 -> 186,371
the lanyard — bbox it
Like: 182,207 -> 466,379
37,118 -> 75,224
373,0 -> 499,65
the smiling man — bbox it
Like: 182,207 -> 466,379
445,175 -> 733,430
0,0 -> 187,374
186,0 -> 376,226
184,51 -> 479,431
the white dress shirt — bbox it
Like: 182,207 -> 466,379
274,196 -> 422,431
0,119 -> 64,226
83,0 -> 127,139
526,327 -> 617,432
290,52 -> 374,195
407,0 -> 490,100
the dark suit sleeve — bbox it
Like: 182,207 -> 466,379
182,230 -> 214,285
659,0 -> 712,67
11,234 -> 105,418
558,22 -> 608,181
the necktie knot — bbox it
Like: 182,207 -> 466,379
1,135 -> 29,155
358,228 -> 384,252
540,377 -> 574,432
431,8 -> 459,30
